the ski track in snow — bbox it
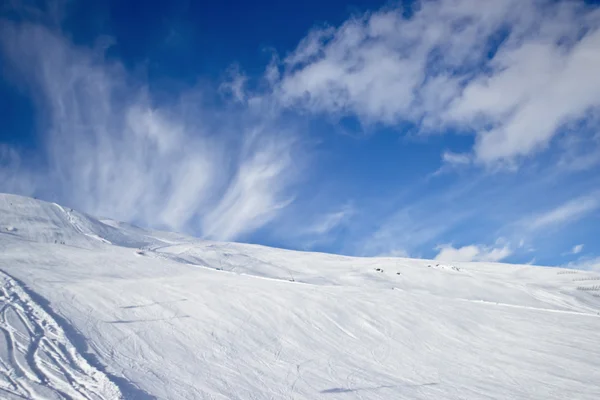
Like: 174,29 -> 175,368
0,270 -> 122,400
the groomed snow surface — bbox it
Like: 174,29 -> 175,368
0,193 -> 599,399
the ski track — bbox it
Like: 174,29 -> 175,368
0,270 -> 122,400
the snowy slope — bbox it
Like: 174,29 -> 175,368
0,193 -> 599,399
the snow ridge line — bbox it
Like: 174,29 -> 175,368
53,203 -> 112,245
454,297 -> 600,317
0,270 -> 157,399
391,287 -> 600,318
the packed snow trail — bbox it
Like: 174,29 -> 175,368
1,193 -> 600,399
0,270 -> 122,400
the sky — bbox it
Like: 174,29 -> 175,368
1,0 -> 600,270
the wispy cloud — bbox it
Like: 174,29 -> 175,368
362,209 -> 458,257
572,244 -> 584,255
442,152 -> 471,166
0,21 -> 304,240
0,145 -> 36,196
357,186 -> 479,257
432,151 -> 473,176
304,203 -> 355,236
435,243 -> 512,263
202,131 -> 300,240
524,194 -> 600,231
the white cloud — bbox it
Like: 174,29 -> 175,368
449,25 -> 600,163
572,244 -> 584,255
273,0 -> 600,166
0,21 -> 303,240
525,194 -> 600,231
564,256 -> 600,272
435,244 -> 512,263
442,151 -> 471,166
561,244 -> 585,256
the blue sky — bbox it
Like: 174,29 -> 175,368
1,0 -> 600,269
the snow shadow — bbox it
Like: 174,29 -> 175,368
120,299 -> 188,309
321,382 -> 438,394
107,315 -> 191,324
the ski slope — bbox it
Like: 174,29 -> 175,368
0,193 -> 599,399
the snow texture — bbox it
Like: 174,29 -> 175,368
0,193 -> 599,399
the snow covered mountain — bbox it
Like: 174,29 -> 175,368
0,193 -> 599,399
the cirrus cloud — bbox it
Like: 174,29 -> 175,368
0,20 -> 304,241
523,193 -> 600,231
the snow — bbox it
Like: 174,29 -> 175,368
1,193 -> 599,399
0,270 -> 121,399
